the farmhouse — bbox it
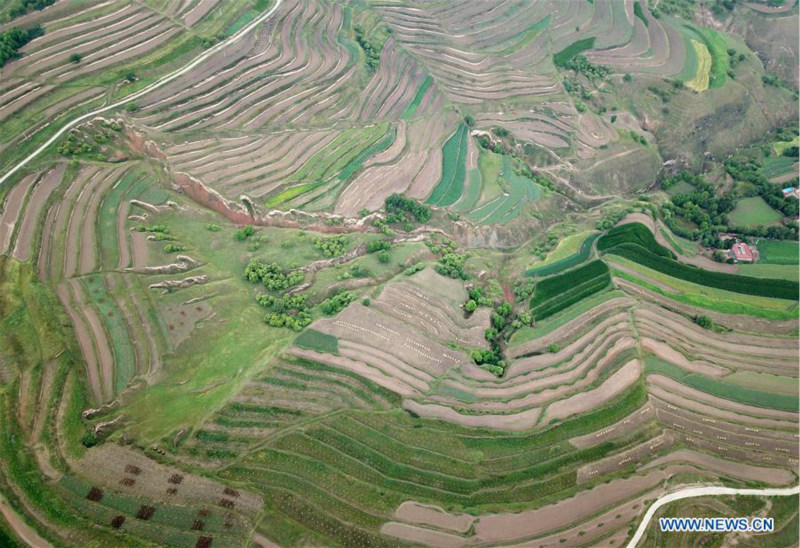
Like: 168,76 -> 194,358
729,242 -> 754,263
782,187 -> 800,199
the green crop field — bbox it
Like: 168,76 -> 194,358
400,76 -> 433,120
728,197 -> 783,227
762,156 -> 797,179
644,357 -> 799,412
553,37 -> 596,66
756,239 -> 799,264
530,260 -> 611,320
525,233 -> 599,277
426,124 -> 469,206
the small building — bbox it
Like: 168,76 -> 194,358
782,187 -> 799,199
729,242 -> 754,263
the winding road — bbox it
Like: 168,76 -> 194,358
625,484 -> 800,548
0,0 -> 284,187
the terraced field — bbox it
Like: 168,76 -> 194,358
0,1 -> 797,548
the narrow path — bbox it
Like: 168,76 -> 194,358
625,484 -> 800,548
0,493 -> 53,548
0,0 -> 284,187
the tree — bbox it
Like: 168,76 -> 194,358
464,299 -> 477,313
69,52 -> 81,63
359,207 -> 370,217
377,250 -> 390,263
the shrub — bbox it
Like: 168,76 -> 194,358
163,243 -> 184,253
366,240 -> 392,253
377,250 -> 390,263
694,315 -> 713,329
234,225 -> 255,241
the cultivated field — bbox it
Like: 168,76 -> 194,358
0,1 -> 797,548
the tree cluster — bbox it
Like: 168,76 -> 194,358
724,158 -> 799,220
244,259 -> 304,291
354,24 -> 381,70
320,290 -> 357,315
2,0 -> 54,21
313,235 -> 349,257
385,193 -> 431,223
564,55 -> 611,80
662,171 -> 735,245
257,293 -> 312,331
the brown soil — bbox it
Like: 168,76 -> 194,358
647,374 -> 798,422
0,172 -> 38,254
380,522 -> 467,548
642,449 -> 794,485
402,399 -> 542,430
0,494 -> 52,548
56,283 -> 102,403
570,402 -> 655,449
393,501 -> 474,534
544,359 -> 642,423
472,465 -> 697,542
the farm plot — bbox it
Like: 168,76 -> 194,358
728,196 -> 783,227
685,39 -> 711,92
529,260 -> 611,320
135,0 -> 358,133
756,239 -> 799,265
525,232 -> 599,277
599,223 -> 799,300
426,125 -> 468,207
464,155 -> 543,225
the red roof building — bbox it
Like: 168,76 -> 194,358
729,242 -> 754,263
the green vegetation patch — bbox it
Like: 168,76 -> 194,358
293,329 -> 339,353
644,357 -> 799,412
633,1 -> 649,26
597,222 -> 675,258
728,197 -> 782,227
0,25 -> 43,67
606,243 -> 798,300
686,25 -> 729,88
525,233 -> 599,277
400,76 -> 433,120
761,156 -> 796,179
530,260 -> 611,320
554,37 -> 596,67
599,223 -> 798,300
427,125 -> 468,206
756,239 -> 799,265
